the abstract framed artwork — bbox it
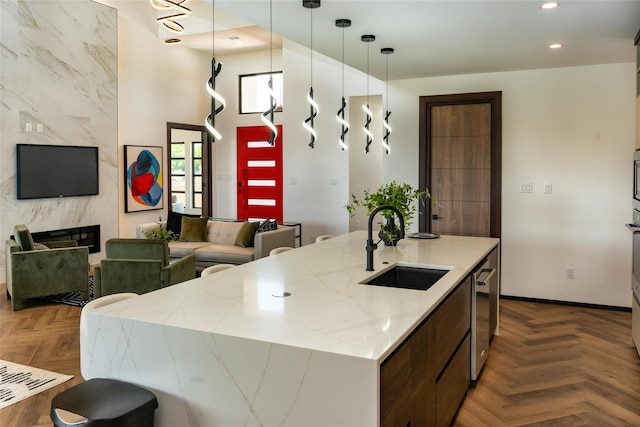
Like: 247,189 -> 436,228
124,145 -> 163,213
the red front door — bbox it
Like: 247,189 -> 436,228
236,125 -> 283,222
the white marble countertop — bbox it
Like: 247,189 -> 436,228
94,231 -> 499,362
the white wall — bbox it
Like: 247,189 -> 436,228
388,63 -> 636,307
213,40 -> 384,244
97,0 -> 212,238
1,0 -> 118,281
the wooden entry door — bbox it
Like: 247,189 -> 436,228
236,125 -> 283,222
419,92 -> 501,237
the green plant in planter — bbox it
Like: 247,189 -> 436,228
145,217 -> 178,241
346,180 -> 436,245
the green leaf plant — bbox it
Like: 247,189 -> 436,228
346,180 -> 437,243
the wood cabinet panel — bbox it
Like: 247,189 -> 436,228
380,338 -> 411,418
380,279 -> 472,427
434,277 -> 472,374
435,333 -> 471,427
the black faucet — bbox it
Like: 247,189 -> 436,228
366,205 -> 405,271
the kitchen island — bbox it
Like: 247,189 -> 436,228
80,231 -> 499,426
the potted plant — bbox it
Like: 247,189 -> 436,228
346,180 -> 436,245
144,217 -> 178,241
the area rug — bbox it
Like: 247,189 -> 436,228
0,360 -> 73,409
36,276 -> 95,307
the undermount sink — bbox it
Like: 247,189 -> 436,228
361,264 -> 451,291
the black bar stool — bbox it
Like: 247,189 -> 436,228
51,378 -> 158,427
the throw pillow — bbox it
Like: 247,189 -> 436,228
234,221 -> 260,248
33,242 -> 50,250
14,224 -> 35,251
256,219 -> 278,233
179,217 -> 209,242
167,211 -> 199,236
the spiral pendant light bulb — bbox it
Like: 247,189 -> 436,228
363,103 -> 373,153
337,96 -> 349,150
261,75 -> 278,144
382,111 -> 392,154
335,18 -> 351,151
362,34 -> 375,153
205,2 -> 225,142
381,47 -> 394,155
304,87 -> 319,147
303,0 -> 320,148
205,59 -> 225,141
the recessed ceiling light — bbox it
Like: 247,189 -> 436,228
541,2 -> 559,9
549,43 -> 562,49
164,38 -> 182,45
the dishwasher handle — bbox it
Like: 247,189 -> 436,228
475,268 -> 496,286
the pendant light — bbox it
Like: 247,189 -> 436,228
381,47 -> 394,155
336,19 -> 351,151
151,0 -> 191,34
361,34 -> 375,153
205,0 -> 226,141
261,0 -> 278,145
302,0 -> 320,148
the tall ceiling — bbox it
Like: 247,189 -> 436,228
160,0 -> 640,81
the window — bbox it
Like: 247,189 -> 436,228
170,131 -> 204,215
239,71 -> 283,114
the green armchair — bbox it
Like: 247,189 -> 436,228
6,224 -> 89,311
94,238 -> 196,298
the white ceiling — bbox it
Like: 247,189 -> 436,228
163,0 -> 640,81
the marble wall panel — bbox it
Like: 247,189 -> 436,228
0,0 -> 118,280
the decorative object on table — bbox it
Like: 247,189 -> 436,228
346,180 -> 436,246
0,360 -> 73,409
145,217 -> 178,241
124,145 -> 163,212
6,224 -> 89,311
407,232 -> 440,239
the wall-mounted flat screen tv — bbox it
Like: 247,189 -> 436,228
16,144 -> 99,200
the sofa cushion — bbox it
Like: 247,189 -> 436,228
234,222 -> 259,248
256,219 -> 278,233
167,211 -> 199,236
168,241 -> 210,258
14,224 -> 35,251
33,242 -> 50,250
180,217 -> 209,242
194,244 -> 254,265
205,221 -> 245,246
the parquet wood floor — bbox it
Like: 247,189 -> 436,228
1,283 -> 639,426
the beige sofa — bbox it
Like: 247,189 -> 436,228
137,220 -> 296,272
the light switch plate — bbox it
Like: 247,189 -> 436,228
544,182 -> 552,194
521,182 -> 533,193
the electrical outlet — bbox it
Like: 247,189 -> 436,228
25,123 -> 32,132
566,267 -> 575,279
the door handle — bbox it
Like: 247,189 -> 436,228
432,214 -> 444,220
475,268 -> 496,286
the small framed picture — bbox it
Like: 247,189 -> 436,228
124,145 -> 163,213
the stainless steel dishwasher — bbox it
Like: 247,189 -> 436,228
471,253 -> 498,380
